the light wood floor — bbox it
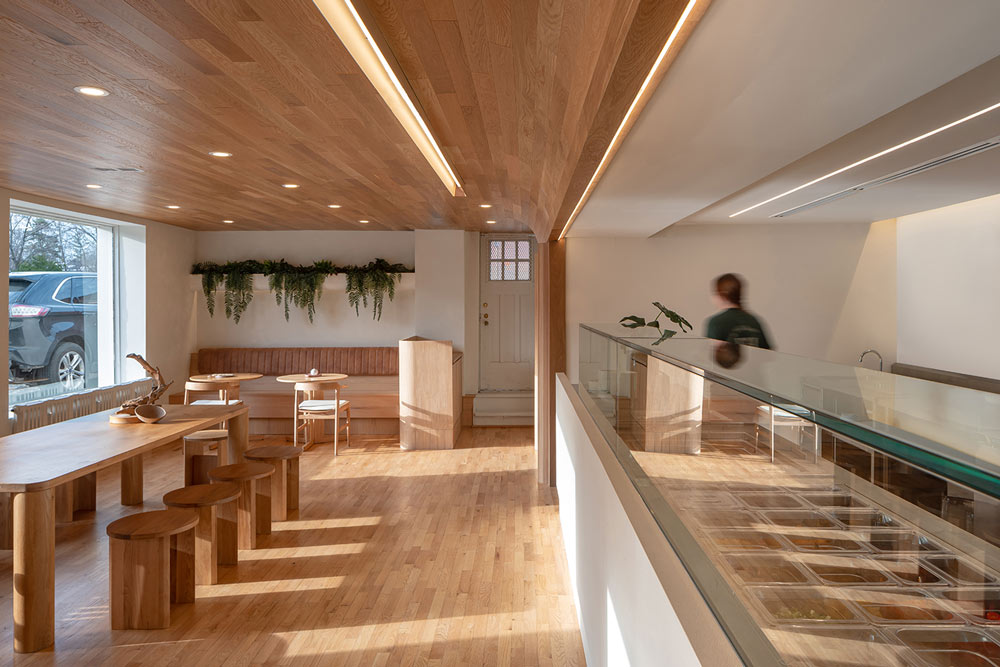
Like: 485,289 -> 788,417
0,428 -> 585,665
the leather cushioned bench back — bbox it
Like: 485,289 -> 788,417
197,347 -> 398,377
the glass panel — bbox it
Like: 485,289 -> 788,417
9,211 -> 103,404
576,323 -> 1000,666
489,261 -> 502,280
517,240 -> 530,259
517,261 -> 529,280
504,240 -> 516,259
79,277 -> 98,305
53,278 -> 73,303
503,261 -> 515,280
490,241 -> 502,259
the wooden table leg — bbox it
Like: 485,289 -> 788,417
171,528 -> 196,604
0,493 -> 12,550
121,455 -> 143,506
217,498 -> 238,566
13,488 -> 55,653
228,411 -> 249,464
55,482 -> 74,523
193,506 -> 218,585
74,473 -> 97,512
255,474 -> 271,537
287,457 -> 299,512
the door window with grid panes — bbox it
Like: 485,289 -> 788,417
488,239 -> 531,281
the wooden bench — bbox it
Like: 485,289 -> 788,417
170,347 -> 400,436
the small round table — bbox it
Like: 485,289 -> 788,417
277,374 -> 348,446
189,373 -> 263,400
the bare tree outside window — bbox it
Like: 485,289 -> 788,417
9,213 -> 97,272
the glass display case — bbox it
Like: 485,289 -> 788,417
577,323 -> 1000,666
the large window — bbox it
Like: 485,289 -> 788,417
8,208 -> 116,405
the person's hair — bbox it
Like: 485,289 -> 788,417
714,342 -> 742,369
715,273 -> 743,307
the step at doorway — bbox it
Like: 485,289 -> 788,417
473,391 -> 533,426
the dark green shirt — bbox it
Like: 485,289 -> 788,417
705,308 -> 771,349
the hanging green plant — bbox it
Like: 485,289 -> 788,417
200,269 -> 225,317
223,267 -> 254,324
344,259 -> 407,320
192,258 -> 412,323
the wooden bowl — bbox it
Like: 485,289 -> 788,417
109,411 -> 139,424
135,404 -> 166,424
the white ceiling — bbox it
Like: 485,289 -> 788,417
568,0 -> 1000,237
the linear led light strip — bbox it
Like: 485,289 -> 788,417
558,0 -> 699,240
312,0 -> 464,196
730,99 -> 1000,218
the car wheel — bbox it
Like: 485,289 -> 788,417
47,342 -> 86,391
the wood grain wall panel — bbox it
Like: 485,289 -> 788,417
0,0 -> 706,236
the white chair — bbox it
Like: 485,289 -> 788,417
293,381 -> 351,454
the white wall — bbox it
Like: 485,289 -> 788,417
566,222 -> 896,383
145,222 -> 197,386
194,230 -> 416,349
898,193 -> 1000,379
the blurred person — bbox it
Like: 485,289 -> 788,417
705,273 -> 772,349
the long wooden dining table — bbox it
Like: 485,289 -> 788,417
0,403 -> 249,653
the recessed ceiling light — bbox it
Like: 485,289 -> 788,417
209,151 -> 232,158
222,220 -> 234,224
85,184 -> 102,189
74,85 -> 109,97
165,205 -> 180,209
486,220 -> 497,224
282,183 -> 299,189
479,204 -> 492,208
327,204 -> 342,209
359,220 -> 370,224
729,98 -> 1000,218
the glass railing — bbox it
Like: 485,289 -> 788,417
578,323 -> 1000,666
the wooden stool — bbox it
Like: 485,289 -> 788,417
106,509 -> 199,630
244,446 -> 303,521
208,462 -> 274,550
162,483 -> 240,585
183,430 -> 229,486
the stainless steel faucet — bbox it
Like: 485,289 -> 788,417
858,349 -> 883,371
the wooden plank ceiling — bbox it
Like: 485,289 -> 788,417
0,0 -> 701,236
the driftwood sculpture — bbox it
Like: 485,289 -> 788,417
118,353 -> 172,414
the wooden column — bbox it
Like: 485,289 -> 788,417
13,488 -> 55,652
534,240 -> 566,486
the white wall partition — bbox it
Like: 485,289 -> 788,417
555,374 -> 737,667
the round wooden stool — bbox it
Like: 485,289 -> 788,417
244,446 -> 303,521
106,509 -> 199,630
183,429 -> 229,486
209,462 -> 274,550
163,483 -> 241,585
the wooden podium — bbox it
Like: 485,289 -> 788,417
399,337 -> 463,450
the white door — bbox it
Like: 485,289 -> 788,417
479,235 -> 535,391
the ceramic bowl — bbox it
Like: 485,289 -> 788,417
135,404 -> 166,424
